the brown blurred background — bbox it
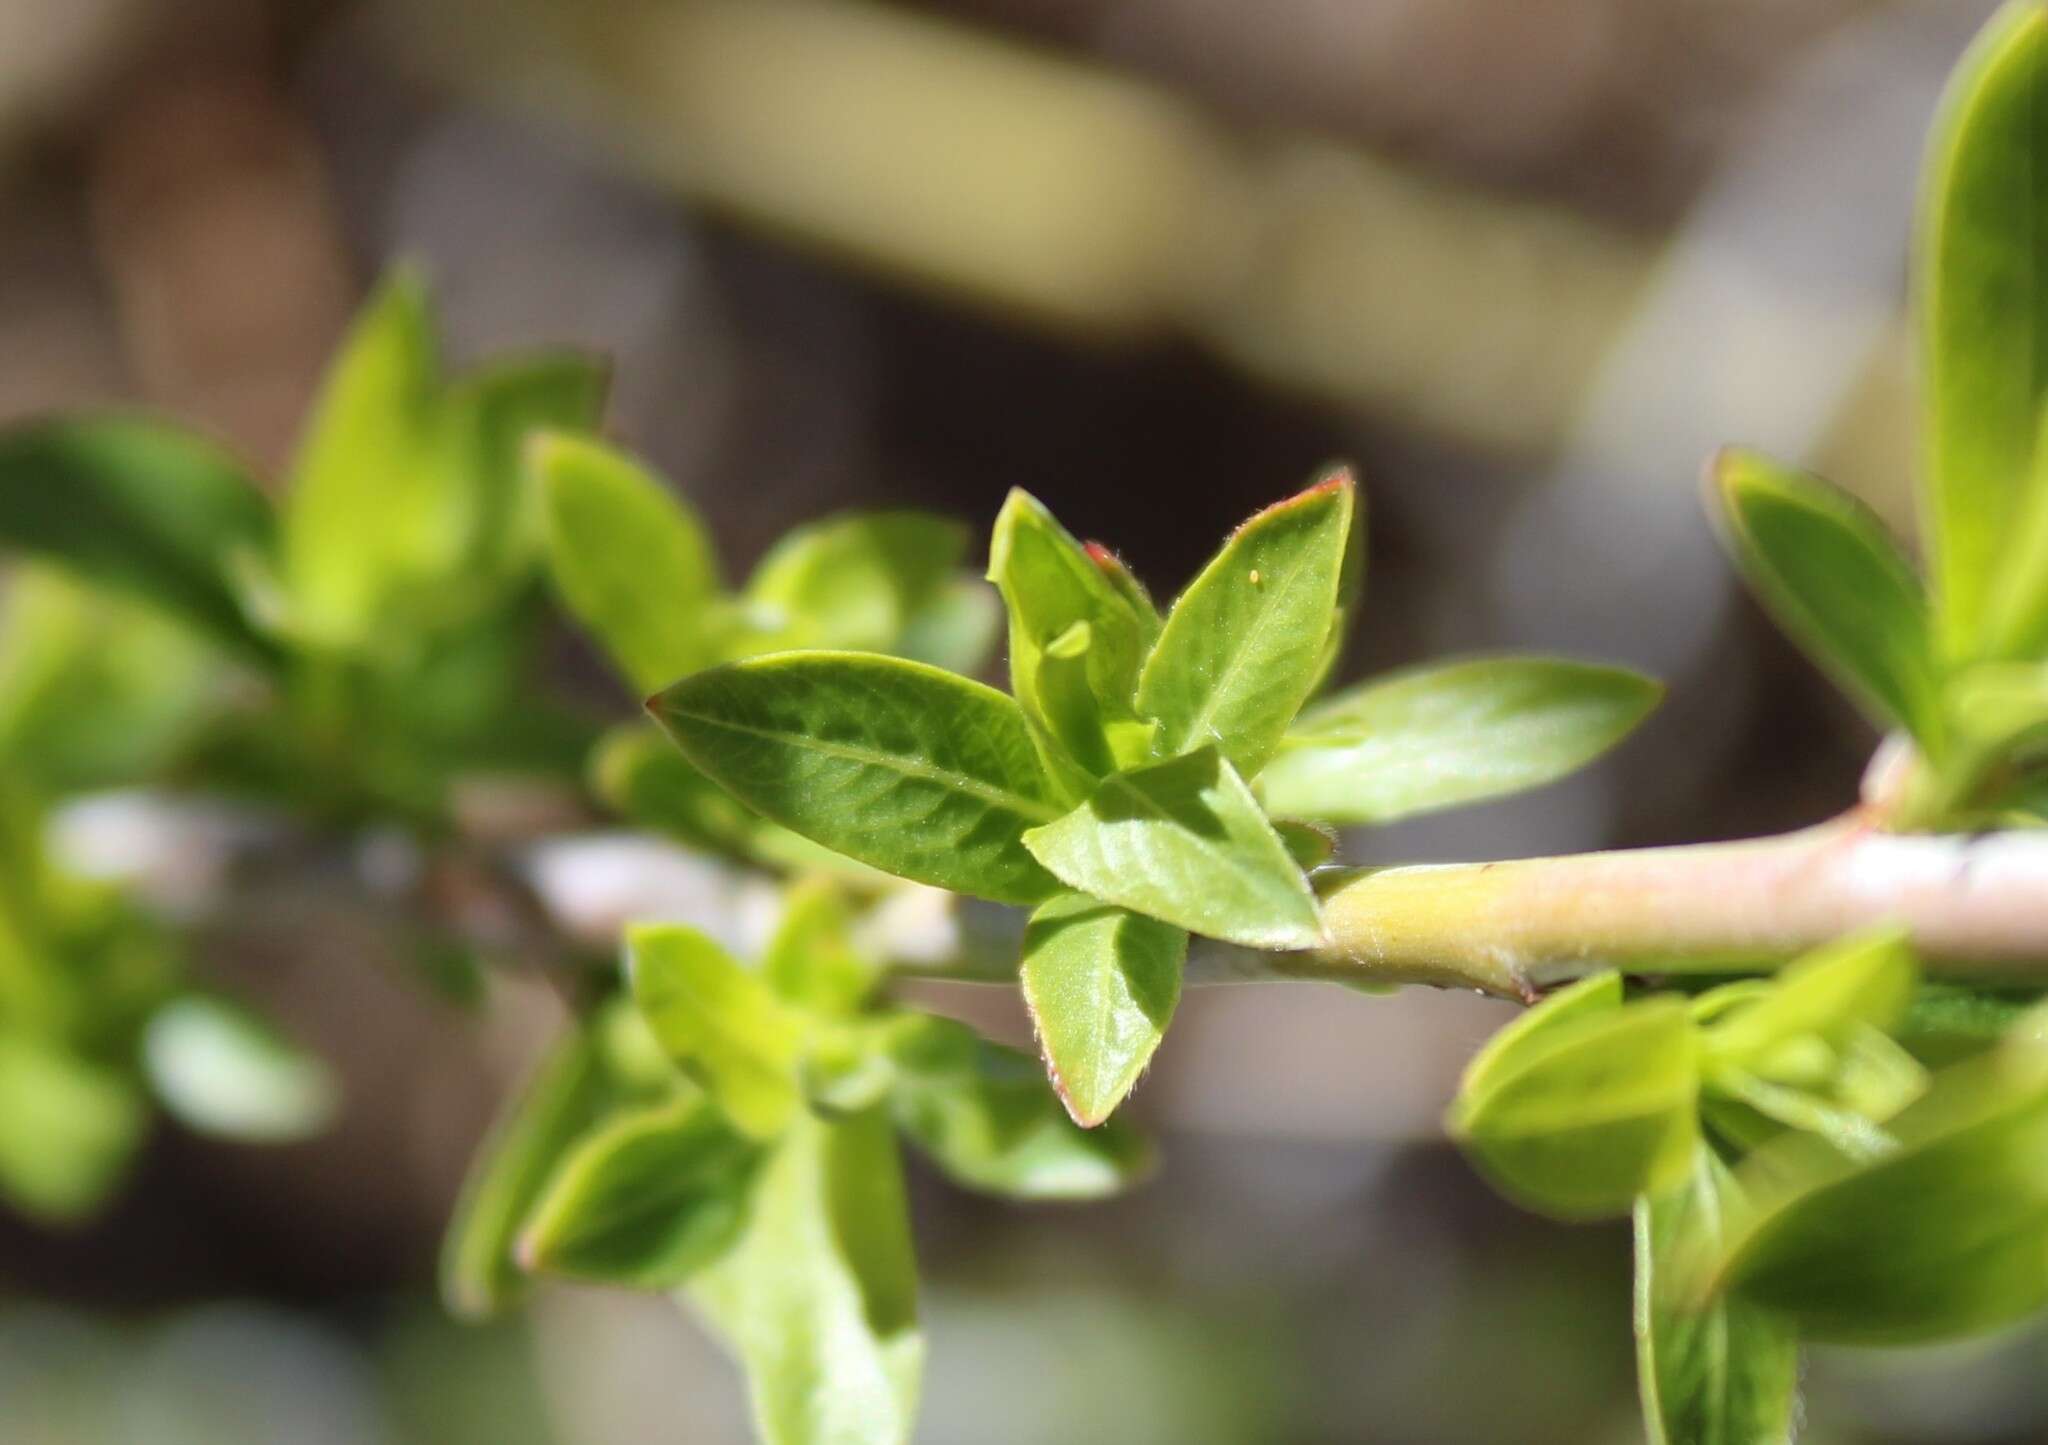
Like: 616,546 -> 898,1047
6,1 -> 2046,1441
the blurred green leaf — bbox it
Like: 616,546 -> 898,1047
1703,928 -> 1918,1072
1018,891 -> 1186,1127
441,350 -> 609,586
0,414 -> 275,663
745,512 -> 966,655
887,1013 -> 1151,1197
142,996 -> 337,1144
0,1028 -> 146,1223
1450,998 -> 1700,1221
592,724 -> 762,854
0,566 -> 219,795
1136,475 -> 1354,777
1713,450 -> 1940,741
280,270 -> 444,647
690,1109 -> 922,1445
988,490 -> 1151,781
763,881 -> 877,1017
538,434 -> 721,693
1259,656 -> 1660,826
440,1025 -> 615,1320
1724,1017 -> 2048,1343
1946,660 -> 2048,763
1634,1149 -> 1798,1445
628,923 -> 804,1140
891,575 -> 1002,676
652,653 -> 1062,905
1919,2 -> 2048,658
1274,819 -> 1336,870
517,1095 -> 762,1289
1023,746 -> 1320,949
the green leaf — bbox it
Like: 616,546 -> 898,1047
442,350 -> 610,583
1712,449 -> 1940,741
0,1029 -> 145,1223
1136,476 -> 1355,777
652,653 -> 1063,905
689,1109 -> 922,1445
538,435 -> 720,693
1022,746 -> 1321,949
1722,1020 -> 2048,1343
1702,928 -> 1918,1072
1458,971 -> 1624,1105
987,490 -> 1153,779
280,270 -> 444,647
1946,660 -> 2048,762
0,413 -> 275,662
440,1024 -> 615,1320
1259,657 -> 1661,826
1634,1149 -> 1799,1445
1079,540 -> 1161,639
1018,892 -> 1187,1127
886,1013 -> 1152,1197
0,566 -> 219,795
1274,819 -> 1336,870
628,923 -> 805,1140
745,512 -> 966,655
516,1095 -> 763,1289
590,724 -> 762,854
892,575 -> 1002,676
763,881 -> 878,1017
142,996 -> 338,1144
1449,998 -> 1700,1221
1919,2 -> 2048,658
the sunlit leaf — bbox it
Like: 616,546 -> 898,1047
1449,998 -> 1700,1221
0,414 -> 275,663
893,576 -> 1002,676
1023,746 -> 1320,949
0,1028 -> 145,1224
745,512 -> 966,655
1136,475 -> 1354,777
1260,656 -> 1660,826
627,923 -> 804,1141
142,995 -> 338,1144
538,435 -> 721,693
517,1095 -> 762,1289
652,653 -> 1062,905
689,1109 -> 922,1445
1918,1 -> 2048,658
1713,449 -> 1940,741
440,1025 -> 615,1320
1018,892 -> 1186,1127
1634,1149 -> 1799,1445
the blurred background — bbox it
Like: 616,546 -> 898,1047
5,0 -> 2046,1440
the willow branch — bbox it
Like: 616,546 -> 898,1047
1298,819 -> 2048,1002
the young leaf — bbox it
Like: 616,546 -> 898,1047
689,1109 -> 922,1445
892,576 -> 1002,676
0,414 -> 276,663
516,1096 -> 763,1289
651,653 -> 1063,905
1022,746 -> 1321,949
1018,892 -> 1187,1128
1723,1028 -> 2048,1343
591,725 -> 762,855
763,881 -> 877,1017
1136,475 -> 1354,777
1458,971 -> 1624,1107
1712,449 -> 1940,742
440,1025 -> 617,1320
1702,927 -> 1918,1071
745,512 -> 966,654
987,490 -> 1151,778
538,435 -> 721,693
1259,657 -> 1661,826
887,1013 -> 1153,1197
142,996 -> 338,1144
1449,999 -> 1700,1221
442,350 -> 610,582
280,270 -> 444,647
1634,1149 -> 1799,1445
627,923 -> 805,1141
1918,1 -> 2048,659
0,1029 -> 146,1223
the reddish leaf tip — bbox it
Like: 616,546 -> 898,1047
1083,541 -> 1117,568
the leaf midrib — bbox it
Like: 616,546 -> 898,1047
669,707 -> 1062,824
